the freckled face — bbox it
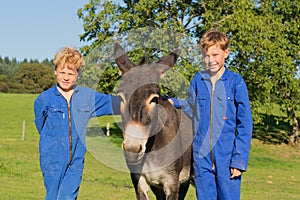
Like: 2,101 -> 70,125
204,45 -> 230,74
54,66 -> 78,92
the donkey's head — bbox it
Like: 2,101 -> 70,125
114,43 -> 180,163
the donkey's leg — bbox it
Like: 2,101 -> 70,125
178,180 -> 191,200
150,185 -> 166,200
163,178 -> 180,200
131,173 -> 150,200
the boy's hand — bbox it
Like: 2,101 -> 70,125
230,168 -> 242,179
168,98 -> 174,105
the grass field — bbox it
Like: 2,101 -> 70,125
0,93 -> 299,199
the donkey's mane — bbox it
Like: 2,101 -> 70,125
138,56 -> 149,65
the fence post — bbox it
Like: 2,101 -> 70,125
106,122 -> 110,137
22,120 -> 25,141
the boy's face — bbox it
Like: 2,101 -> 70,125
54,65 -> 78,92
204,45 -> 230,74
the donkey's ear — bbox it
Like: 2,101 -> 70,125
156,49 -> 181,77
114,42 -> 137,75
157,49 -> 181,68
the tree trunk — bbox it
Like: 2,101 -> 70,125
289,115 -> 299,146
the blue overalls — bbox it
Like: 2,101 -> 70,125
34,85 -> 120,200
173,68 -> 252,200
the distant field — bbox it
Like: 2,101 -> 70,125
0,93 -> 299,199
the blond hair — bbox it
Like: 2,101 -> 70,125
53,47 -> 85,71
200,29 -> 229,52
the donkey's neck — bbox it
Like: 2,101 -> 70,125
148,100 -> 181,151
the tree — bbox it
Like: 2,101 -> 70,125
13,63 -> 55,93
199,0 -> 300,144
270,0 -> 300,144
96,65 -> 120,94
221,0 -> 299,144
41,58 -> 54,69
78,0 -> 204,98
0,74 -> 9,93
0,57 -> 19,79
195,0 -> 299,144
78,0 -> 202,54
78,0 -> 300,144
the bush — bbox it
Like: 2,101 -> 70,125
13,63 -> 55,93
0,82 -> 9,93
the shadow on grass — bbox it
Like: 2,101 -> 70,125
86,114 -> 296,146
253,114 -> 293,145
86,122 -> 123,138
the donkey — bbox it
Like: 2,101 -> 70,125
114,43 -> 194,200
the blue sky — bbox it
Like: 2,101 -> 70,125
0,0 -> 89,61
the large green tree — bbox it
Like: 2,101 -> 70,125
197,0 -> 300,144
272,0 -> 300,144
13,63 -> 55,94
78,0 -> 300,144
77,0 -> 203,98
78,0 -> 201,54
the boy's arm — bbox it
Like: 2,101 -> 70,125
111,95 -> 121,115
170,79 -> 198,119
230,77 -> 253,172
34,97 -> 46,134
93,92 -> 121,117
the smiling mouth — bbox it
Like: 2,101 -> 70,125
208,63 -> 217,67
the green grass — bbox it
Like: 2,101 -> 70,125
0,93 -> 299,199
241,140 -> 300,199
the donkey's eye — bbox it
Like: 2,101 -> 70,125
147,94 -> 159,109
150,97 -> 159,105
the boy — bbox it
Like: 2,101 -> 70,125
171,29 -> 253,199
34,47 -> 120,199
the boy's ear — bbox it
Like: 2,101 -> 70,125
225,48 -> 230,58
77,67 -> 83,79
